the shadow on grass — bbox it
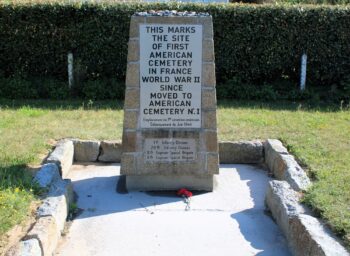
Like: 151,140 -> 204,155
217,99 -> 348,112
0,99 -> 347,112
0,164 -> 36,191
0,99 -> 124,110
0,164 -> 38,236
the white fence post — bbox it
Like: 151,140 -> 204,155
68,52 -> 74,89
300,53 -> 307,91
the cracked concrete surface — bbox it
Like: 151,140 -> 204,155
56,163 -> 290,256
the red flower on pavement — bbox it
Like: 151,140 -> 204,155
177,188 -> 192,198
183,190 -> 193,197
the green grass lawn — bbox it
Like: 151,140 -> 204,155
0,99 -> 349,248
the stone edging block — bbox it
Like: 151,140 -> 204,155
37,179 -> 73,233
5,239 -> 42,256
264,139 -> 311,191
20,239 -> 42,256
290,214 -> 349,256
265,180 -> 307,235
25,216 -> 60,256
33,163 -> 60,188
98,140 -> 122,163
19,179 -> 73,256
72,139 -> 100,162
7,145 -> 74,256
219,140 -> 264,164
265,180 -> 349,256
45,139 -> 74,178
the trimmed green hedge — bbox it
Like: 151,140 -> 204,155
274,0 -> 350,5
0,3 -> 349,100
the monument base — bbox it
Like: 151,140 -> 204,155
126,175 -> 216,192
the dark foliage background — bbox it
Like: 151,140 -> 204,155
0,3 -> 349,101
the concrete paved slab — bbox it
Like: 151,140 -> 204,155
56,163 -> 290,256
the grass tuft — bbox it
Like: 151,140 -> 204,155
0,188 -> 33,235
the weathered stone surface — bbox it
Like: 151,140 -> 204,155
202,110 -> 217,130
142,130 -> 199,139
121,132 -> 137,153
219,141 -> 264,164
202,89 -> 216,109
72,139 -> 100,162
45,139 -> 73,178
129,16 -> 145,38
18,239 -> 42,256
120,154 -> 135,175
264,139 -> 311,191
283,155 -> 311,192
37,179 -> 72,233
265,139 -> 288,154
124,89 -> 140,109
127,40 -> 139,62
207,153 -> 219,174
98,140 -> 122,163
204,131 -> 218,152
26,216 -> 59,256
137,152 -> 206,175
6,239 -> 43,256
33,163 -> 60,188
272,155 -> 287,180
125,63 -> 139,87
4,244 -> 20,256
126,174 -> 215,191
264,139 -> 288,174
265,180 -> 305,236
202,39 -> 215,62
145,16 -> 199,24
266,181 -> 349,255
202,63 -> 216,86
289,214 -> 349,256
199,16 -> 213,38
123,110 -> 138,129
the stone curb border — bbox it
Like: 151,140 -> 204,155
6,139 -> 75,256
264,139 -> 349,256
7,138 -> 349,255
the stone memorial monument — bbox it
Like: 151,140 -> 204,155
121,11 -> 219,191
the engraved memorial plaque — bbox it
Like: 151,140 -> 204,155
144,138 -> 197,163
140,25 -> 202,128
